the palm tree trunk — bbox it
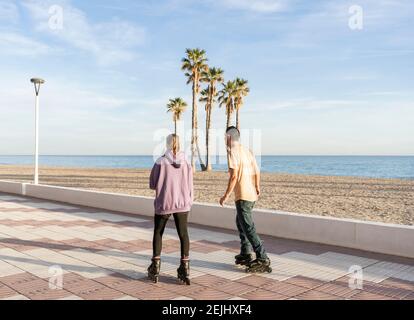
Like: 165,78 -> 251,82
195,128 -> 205,171
226,110 -> 231,170
174,120 -> 177,135
193,77 -> 206,172
226,108 -> 231,129
236,109 -> 240,130
205,106 -> 212,171
191,83 -> 196,172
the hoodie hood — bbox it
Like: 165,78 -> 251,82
164,150 -> 186,168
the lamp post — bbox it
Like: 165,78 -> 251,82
30,78 -> 45,185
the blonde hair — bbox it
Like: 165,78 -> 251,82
166,134 -> 180,155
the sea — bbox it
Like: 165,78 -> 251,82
0,155 -> 413,179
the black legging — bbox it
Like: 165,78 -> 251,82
153,212 -> 190,259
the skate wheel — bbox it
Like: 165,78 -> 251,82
267,268 -> 272,273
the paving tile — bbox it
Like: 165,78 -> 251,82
75,286 -> 124,300
351,291 -> 397,300
18,282 -> 73,300
93,273 -> 135,287
296,290 -> 343,300
0,259 -> 25,277
1,294 -> 30,300
191,274 -> 246,294
359,281 -> 413,299
60,274 -> 124,300
57,295 -> 83,300
316,281 -> 360,299
284,276 -> 326,289
390,266 -> 414,282
363,261 -> 412,283
161,281 -> 207,297
192,274 -> 231,287
104,261 -> 147,279
58,273 -> 100,291
171,296 -> 193,300
129,285 -> 180,300
213,280 -> 254,296
237,275 -> 273,288
403,292 -> 414,300
115,295 -> 139,300
0,282 -> 18,299
184,286 -> 233,300
240,288 -> 287,300
24,248 -> 110,279
0,272 -> 71,300
191,241 -> 226,254
380,277 -> 414,293
111,278 -> 155,297
261,279 -> 310,297
0,272 -> 39,289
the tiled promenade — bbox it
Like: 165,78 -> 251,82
0,192 -> 413,300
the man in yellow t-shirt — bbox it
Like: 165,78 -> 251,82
220,127 -> 271,272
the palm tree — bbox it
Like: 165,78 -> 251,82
218,80 -> 237,129
234,78 -> 250,130
181,48 -> 208,172
200,67 -> 224,171
167,98 -> 187,135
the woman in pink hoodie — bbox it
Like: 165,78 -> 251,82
147,134 -> 193,285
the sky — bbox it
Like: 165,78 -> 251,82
0,0 -> 413,156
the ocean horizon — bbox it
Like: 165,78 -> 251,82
1,155 -> 413,179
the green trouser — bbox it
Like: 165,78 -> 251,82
235,200 -> 268,260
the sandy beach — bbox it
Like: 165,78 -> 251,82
0,165 -> 413,226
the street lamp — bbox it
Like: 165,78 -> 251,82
30,78 -> 45,185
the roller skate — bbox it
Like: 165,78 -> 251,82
177,259 -> 191,285
246,258 -> 272,273
235,253 -> 254,266
147,258 -> 161,283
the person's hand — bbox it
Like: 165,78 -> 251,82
219,195 -> 229,206
256,187 -> 261,197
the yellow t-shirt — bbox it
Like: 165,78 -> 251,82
228,143 -> 259,202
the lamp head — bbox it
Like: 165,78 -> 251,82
31,78 -> 45,85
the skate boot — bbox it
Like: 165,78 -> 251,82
147,258 -> 161,283
177,259 -> 191,285
235,253 -> 254,266
246,258 -> 272,273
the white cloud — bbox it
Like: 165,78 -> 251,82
218,0 -> 288,13
0,32 -> 50,56
21,0 -> 146,65
0,73 -> 180,155
0,1 -> 19,24
250,98 -> 368,112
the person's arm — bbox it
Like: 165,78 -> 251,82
188,164 -> 194,204
149,163 -> 160,190
253,155 -> 261,197
255,170 -> 261,197
220,168 -> 238,206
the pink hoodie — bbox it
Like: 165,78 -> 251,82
149,150 -> 194,215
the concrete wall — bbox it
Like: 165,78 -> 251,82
0,180 -> 24,195
1,180 -> 413,258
